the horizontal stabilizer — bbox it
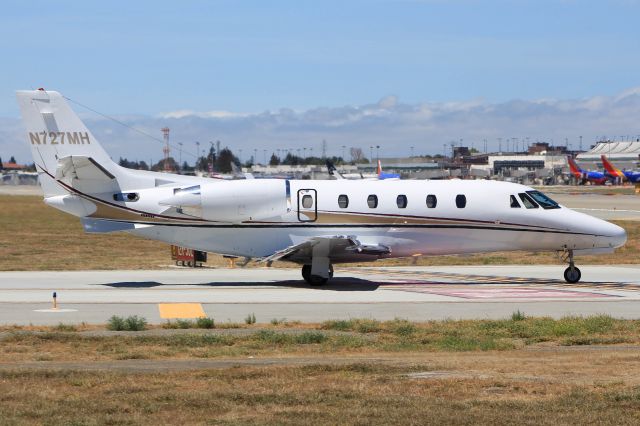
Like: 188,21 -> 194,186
55,155 -> 118,194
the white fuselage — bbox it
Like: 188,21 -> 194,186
79,173 -> 626,262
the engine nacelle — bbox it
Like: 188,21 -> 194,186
160,180 -> 288,223
201,180 -> 287,222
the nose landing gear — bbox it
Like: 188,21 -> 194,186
559,249 -> 581,283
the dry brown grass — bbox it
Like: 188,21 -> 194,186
2,317 -> 640,424
1,351 -> 640,424
1,195 -> 637,270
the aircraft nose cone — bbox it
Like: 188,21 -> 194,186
607,222 -> 627,248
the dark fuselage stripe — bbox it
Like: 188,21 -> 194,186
106,219 -> 604,237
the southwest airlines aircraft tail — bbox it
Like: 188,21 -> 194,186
567,156 -> 608,185
17,89 -> 627,285
601,155 -> 640,183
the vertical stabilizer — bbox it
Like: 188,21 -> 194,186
16,89 -> 119,196
601,155 -> 624,179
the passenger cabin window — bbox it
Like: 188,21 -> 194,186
518,193 -> 539,209
301,195 -> 314,209
396,195 -> 408,209
367,194 -> 378,208
338,194 -> 349,209
455,194 -> 466,208
426,194 -> 437,208
510,195 -> 521,208
526,191 -> 560,209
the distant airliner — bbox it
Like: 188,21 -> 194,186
601,155 -> 640,184
567,156 -> 609,185
17,90 -> 626,284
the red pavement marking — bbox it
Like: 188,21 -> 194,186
402,287 -> 614,299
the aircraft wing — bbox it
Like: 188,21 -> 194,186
261,236 -> 391,264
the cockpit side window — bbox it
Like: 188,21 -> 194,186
526,191 -> 560,209
510,195 -> 521,208
518,193 -> 539,209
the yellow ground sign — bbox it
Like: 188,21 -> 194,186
158,303 -> 206,319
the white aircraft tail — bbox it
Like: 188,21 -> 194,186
16,89 -> 120,197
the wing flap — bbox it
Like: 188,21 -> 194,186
261,236 -> 391,264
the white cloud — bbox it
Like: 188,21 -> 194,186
3,87 -> 640,164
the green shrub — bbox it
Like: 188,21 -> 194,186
124,315 -> 147,331
254,330 -> 290,344
245,313 -> 256,325
511,310 -> 526,321
321,319 -> 353,331
387,318 -> 417,336
196,317 -> 215,329
175,319 -> 193,329
107,315 -> 126,331
355,319 -> 381,333
53,323 -> 77,332
107,315 -> 147,331
294,331 -> 327,344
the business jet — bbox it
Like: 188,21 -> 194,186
17,89 -> 626,285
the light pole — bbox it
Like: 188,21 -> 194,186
341,145 -> 346,161
195,141 -> 200,170
410,146 -> 414,157
209,141 -> 215,174
370,146 -> 373,162
376,145 -> 380,163
263,149 -> 267,165
178,142 -> 183,171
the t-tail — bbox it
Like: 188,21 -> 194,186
16,89 -> 123,198
15,89 -> 171,219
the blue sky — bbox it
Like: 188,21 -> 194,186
2,0 -> 640,162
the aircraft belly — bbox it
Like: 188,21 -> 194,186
127,225 -> 586,259
128,226 -> 295,257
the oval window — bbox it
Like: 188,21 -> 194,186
338,194 -> 349,209
301,195 -> 314,209
455,194 -> 466,208
367,194 -> 378,208
426,194 -> 437,208
396,194 -> 407,209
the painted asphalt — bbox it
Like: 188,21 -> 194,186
1,265 -> 640,325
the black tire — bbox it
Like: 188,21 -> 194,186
302,265 -> 312,283
564,266 -> 581,283
309,275 -> 328,286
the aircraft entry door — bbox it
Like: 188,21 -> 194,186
297,189 -> 317,222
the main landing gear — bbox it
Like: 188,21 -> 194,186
560,249 -> 581,284
302,264 -> 334,286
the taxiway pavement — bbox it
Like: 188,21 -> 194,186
2,265 -> 640,325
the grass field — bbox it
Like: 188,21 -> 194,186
2,317 -> 640,424
1,195 -> 638,270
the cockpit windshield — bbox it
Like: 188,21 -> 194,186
526,191 -> 560,209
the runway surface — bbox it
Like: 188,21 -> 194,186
2,265 -> 640,325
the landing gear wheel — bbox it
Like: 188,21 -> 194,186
309,275 -> 328,286
302,265 -> 311,282
301,264 -> 332,286
564,266 -> 581,284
